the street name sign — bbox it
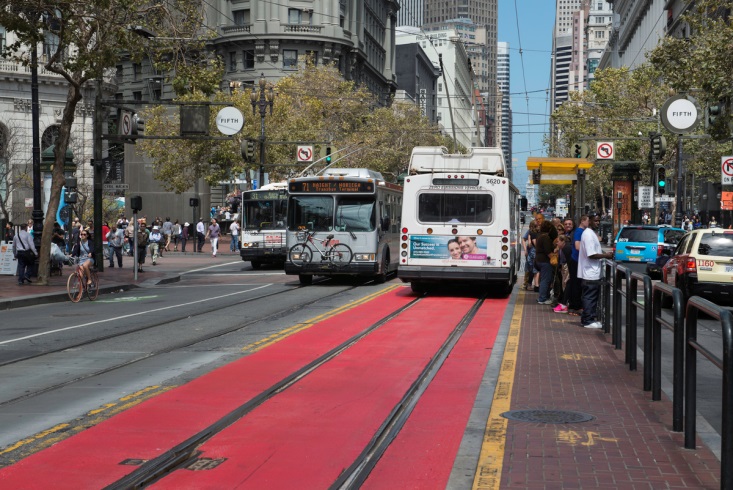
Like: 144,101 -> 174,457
103,183 -> 129,191
657,195 -> 675,202
215,107 -> 244,136
661,94 -> 701,134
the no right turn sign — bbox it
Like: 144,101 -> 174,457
722,156 -> 733,185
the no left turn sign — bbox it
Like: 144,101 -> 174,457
297,146 -> 313,163
596,142 -> 614,160
722,156 -> 733,185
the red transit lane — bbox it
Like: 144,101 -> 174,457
0,288 -> 414,489
151,296 -> 486,489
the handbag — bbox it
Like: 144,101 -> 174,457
549,252 -> 559,266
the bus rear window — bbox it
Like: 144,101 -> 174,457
418,193 -> 492,223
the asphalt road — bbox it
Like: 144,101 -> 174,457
0,260 -> 390,456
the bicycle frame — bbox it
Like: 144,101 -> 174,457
302,231 -> 338,260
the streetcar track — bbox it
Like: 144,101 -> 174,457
107,295 -> 425,489
333,295 -> 485,489
0,281 -> 363,409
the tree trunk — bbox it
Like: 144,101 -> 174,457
36,85 -> 83,286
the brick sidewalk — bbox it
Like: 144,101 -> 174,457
501,290 -> 720,488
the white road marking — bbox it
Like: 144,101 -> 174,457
0,284 -> 273,346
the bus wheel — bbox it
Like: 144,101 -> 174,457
374,253 -> 389,284
299,274 -> 313,285
251,260 -> 261,270
411,282 -> 427,294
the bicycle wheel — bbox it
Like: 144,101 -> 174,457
329,244 -> 353,268
86,271 -> 99,300
67,272 -> 83,303
288,244 -> 313,267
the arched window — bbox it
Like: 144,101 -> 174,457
42,125 -> 61,151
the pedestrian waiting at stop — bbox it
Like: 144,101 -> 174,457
106,224 -> 124,268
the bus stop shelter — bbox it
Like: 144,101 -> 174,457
526,157 -> 594,220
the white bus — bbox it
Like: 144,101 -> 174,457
239,182 -> 288,269
398,146 -> 521,294
284,168 -> 402,285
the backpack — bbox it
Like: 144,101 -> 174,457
137,229 -> 148,246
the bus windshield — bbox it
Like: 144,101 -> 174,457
288,196 -> 334,231
335,197 -> 375,232
288,195 -> 377,232
243,199 -> 287,230
418,192 -> 492,224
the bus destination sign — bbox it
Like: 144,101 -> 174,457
243,191 -> 286,201
290,180 -> 374,193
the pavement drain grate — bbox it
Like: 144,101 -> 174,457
501,409 -> 594,424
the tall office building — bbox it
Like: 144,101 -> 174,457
397,0 -> 424,27
497,42 -> 512,178
551,0 -> 583,110
424,0 -> 498,146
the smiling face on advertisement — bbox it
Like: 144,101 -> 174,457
457,236 -> 478,255
447,239 -> 462,259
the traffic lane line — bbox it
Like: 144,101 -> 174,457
150,296 -> 479,489
361,296 -> 509,489
0,286 -> 409,489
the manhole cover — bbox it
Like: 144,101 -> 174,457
501,409 -> 594,424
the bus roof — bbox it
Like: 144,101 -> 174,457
408,146 -> 506,174
321,168 -> 385,180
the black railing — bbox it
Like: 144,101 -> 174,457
598,261 -> 732,483
651,282 -> 685,431
684,296 -> 733,489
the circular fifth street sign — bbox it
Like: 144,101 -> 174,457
216,107 -> 245,136
660,94 -> 701,134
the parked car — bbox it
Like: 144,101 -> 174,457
613,225 -> 685,278
661,228 -> 733,308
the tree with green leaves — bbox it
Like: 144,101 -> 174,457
0,0 -> 211,285
140,63 -> 449,191
550,65 -> 672,216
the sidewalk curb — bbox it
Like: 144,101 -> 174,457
0,273 -> 182,310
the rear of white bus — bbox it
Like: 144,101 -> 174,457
398,174 -> 517,292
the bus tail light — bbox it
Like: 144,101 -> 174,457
477,229 -> 483,235
402,227 -> 408,233
502,229 -> 509,236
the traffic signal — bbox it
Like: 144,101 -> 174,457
325,146 -> 332,164
656,165 -> 666,194
241,139 -> 256,163
64,177 -> 77,204
189,198 -> 199,207
130,195 -> 143,212
707,104 -> 722,127
131,113 -> 145,135
651,133 -> 667,159
572,142 -> 589,159
532,169 -> 541,185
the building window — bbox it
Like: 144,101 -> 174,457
0,27 -> 6,53
288,9 -> 302,24
243,50 -> 255,70
133,63 -> 142,81
233,9 -> 250,26
133,91 -> 142,102
116,65 -> 124,82
283,49 -> 298,69
595,30 -> 605,38
229,52 -> 237,72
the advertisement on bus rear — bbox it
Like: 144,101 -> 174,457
409,235 -> 489,261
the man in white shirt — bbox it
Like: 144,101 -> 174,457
196,219 -> 206,253
229,221 -> 240,253
578,214 -> 613,329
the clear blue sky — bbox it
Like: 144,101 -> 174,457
498,0 -> 556,191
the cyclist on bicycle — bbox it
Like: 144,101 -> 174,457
71,229 -> 95,285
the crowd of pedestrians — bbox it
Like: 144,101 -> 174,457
5,212 -> 242,285
521,211 -> 612,329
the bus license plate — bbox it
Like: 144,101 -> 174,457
725,265 -> 733,273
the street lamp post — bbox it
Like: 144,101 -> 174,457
30,38 -> 43,252
250,73 -> 274,189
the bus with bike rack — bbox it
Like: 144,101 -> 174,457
398,146 -> 521,293
284,168 -> 402,284
239,182 -> 288,269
